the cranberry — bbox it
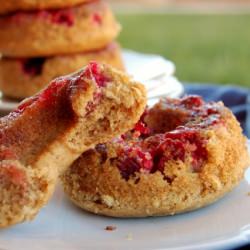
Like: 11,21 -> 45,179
50,9 -> 74,27
157,128 -> 207,172
0,148 -> 17,161
21,58 -> 45,76
36,8 -> 74,26
0,164 -> 27,187
118,157 -> 141,180
117,146 -> 153,180
205,105 -> 219,115
92,13 -> 102,25
84,62 -> 109,87
133,121 -> 150,136
114,96 -> 223,179
181,95 -> 204,108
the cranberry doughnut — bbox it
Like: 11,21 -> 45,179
61,96 -> 250,217
0,43 -> 124,100
0,0 -> 120,57
0,62 -> 146,227
0,0 -> 89,15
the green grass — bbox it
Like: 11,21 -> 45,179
117,14 -> 250,87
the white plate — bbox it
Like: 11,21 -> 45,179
1,142 -> 250,250
0,50 -> 183,115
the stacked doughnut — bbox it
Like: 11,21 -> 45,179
0,0 -> 123,99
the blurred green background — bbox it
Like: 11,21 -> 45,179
116,14 -> 250,87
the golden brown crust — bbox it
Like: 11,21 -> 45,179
61,100 -> 250,217
0,63 -> 146,227
0,42 -> 124,99
0,0 -> 120,57
0,0 -> 89,14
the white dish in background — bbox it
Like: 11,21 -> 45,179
122,49 -> 176,82
1,145 -> 250,250
0,50 -> 183,114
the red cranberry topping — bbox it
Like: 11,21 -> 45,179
0,164 -> 27,187
0,148 -> 17,161
180,95 -> 204,108
39,79 -> 67,106
84,62 -> 109,87
36,9 -> 74,26
50,9 -> 74,27
117,128 -> 207,180
133,121 -> 150,136
12,96 -> 38,116
92,13 -> 102,25
11,79 -> 66,115
117,146 -> 153,180
20,58 -> 46,76
5,8 -> 74,27
155,128 -> 207,172
115,96 -> 223,180
117,157 -> 141,180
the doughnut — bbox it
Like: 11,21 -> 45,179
0,42 -> 124,99
61,95 -> 250,217
0,0 -> 120,57
0,0 -> 89,14
0,62 -> 146,228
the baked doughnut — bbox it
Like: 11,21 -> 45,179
61,95 -> 250,217
0,0 -> 88,15
0,0 -> 120,57
0,43 -> 124,99
0,62 -> 146,227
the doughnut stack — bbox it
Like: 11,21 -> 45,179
0,0 -> 123,99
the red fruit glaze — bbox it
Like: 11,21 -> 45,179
10,62 -> 106,117
39,79 -> 67,106
10,76 -> 68,116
